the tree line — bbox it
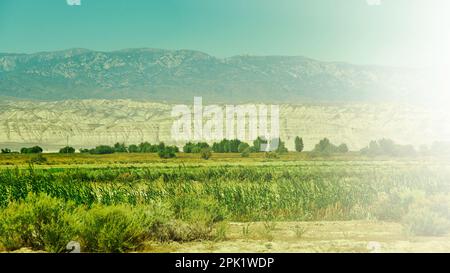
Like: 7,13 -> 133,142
79,142 -> 179,158
2,137 -> 446,158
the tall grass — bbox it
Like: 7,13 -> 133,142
1,164 -> 448,221
1,163 -> 449,252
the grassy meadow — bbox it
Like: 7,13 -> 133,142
0,152 -> 449,253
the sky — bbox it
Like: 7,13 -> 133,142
0,0 -> 448,67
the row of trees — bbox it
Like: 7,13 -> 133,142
0,146 -> 45,154
5,138 -> 443,158
360,139 -> 416,157
20,146 -> 44,154
183,137 -> 290,154
78,142 -> 179,156
312,138 -> 349,155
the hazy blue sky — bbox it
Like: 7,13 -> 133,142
0,0 -> 448,67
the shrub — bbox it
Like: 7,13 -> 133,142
168,197 -> 227,241
211,139 -> 242,153
402,195 -> 450,236
370,190 -> 424,221
114,143 -> 128,153
0,193 -> 79,252
171,196 -> 228,224
200,148 -> 212,160
264,152 -> 279,159
403,207 -> 450,236
90,145 -> 115,155
20,146 -> 43,154
156,220 -> 213,242
128,144 -> 139,153
1,148 -> 11,154
240,147 -> 251,158
29,154 -> 48,165
184,142 -> 209,153
238,142 -> 250,153
337,144 -> 349,153
312,138 -> 348,156
59,146 -> 75,154
360,139 -> 416,157
79,205 -> 153,253
158,147 -> 176,159
251,137 -> 268,152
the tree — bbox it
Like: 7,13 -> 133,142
158,147 -> 176,159
114,143 -> 128,153
312,138 -> 348,156
21,146 -> 43,154
229,139 -> 242,153
361,139 -> 416,157
183,142 -> 209,153
138,142 -> 153,153
157,142 -> 166,152
183,142 -> 194,153
90,145 -> 115,155
238,142 -> 250,153
59,146 -> 75,154
337,144 -> 349,153
275,138 -> 288,154
128,144 -> 139,153
1,148 -> 11,154
252,137 -> 268,152
200,147 -> 212,160
295,137 -> 304,152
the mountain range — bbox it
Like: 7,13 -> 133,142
0,48 -> 428,103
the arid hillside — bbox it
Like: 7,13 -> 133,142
0,99 -> 447,152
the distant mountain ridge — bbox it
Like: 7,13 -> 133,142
0,48 -> 427,103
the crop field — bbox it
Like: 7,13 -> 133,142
0,153 -> 449,253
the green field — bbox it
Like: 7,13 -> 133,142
0,153 -> 449,253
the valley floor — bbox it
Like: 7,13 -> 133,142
1,153 -> 449,253
144,221 -> 450,253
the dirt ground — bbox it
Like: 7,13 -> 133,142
143,220 -> 450,253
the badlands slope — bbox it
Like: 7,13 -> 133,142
0,99 -> 447,152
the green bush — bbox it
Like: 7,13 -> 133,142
28,154 -> 48,165
0,192 -> 214,252
20,146 -> 43,154
171,196 -> 228,225
200,148 -> 212,160
79,205 -> 152,252
59,146 -> 75,154
238,142 -> 250,153
1,148 -> 11,154
158,147 -> 176,159
212,139 -> 242,153
0,193 -> 79,252
370,190 -> 424,221
264,152 -> 279,159
360,139 -> 416,157
312,138 -> 348,156
90,145 -> 115,155
184,142 -> 210,153
403,208 -> 450,236
240,147 -> 251,157
402,195 -> 450,236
